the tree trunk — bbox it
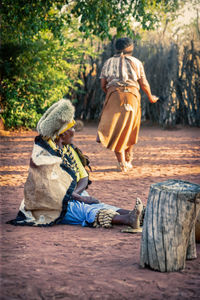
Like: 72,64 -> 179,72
140,179 -> 200,272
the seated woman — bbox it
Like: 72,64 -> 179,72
8,99 -> 143,230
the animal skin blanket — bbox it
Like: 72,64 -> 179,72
8,136 -> 76,226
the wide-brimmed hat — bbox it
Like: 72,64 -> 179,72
37,99 -> 75,140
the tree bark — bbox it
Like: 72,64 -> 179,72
195,210 -> 200,243
140,179 -> 200,272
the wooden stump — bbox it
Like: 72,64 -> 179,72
140,179 -> 200,272
195,210 -> 200,243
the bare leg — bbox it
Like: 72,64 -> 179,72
96,133 -> 100,143
125,145 -> 134,169
115,151 -> 127,172
117,209 -> 130,215
115,151 -> 125,163
125,145 -> 134,162
111,214 -> 130,226
112,198 -> 143,228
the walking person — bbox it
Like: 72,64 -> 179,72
97,37 -> 159,172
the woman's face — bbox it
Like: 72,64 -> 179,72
60,127 -> 75,146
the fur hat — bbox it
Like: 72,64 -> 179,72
37,99 -> 75,140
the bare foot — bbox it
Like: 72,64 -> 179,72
116,162 -> 128,172
125,161 -> 133,170
128,198 -> 143,229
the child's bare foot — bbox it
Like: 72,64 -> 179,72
128,198 -> 143,229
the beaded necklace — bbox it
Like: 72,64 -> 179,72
47,139 -> 79,178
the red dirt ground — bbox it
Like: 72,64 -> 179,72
0,124 -> 200,300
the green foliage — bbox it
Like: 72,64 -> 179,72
1,0 -> 183,42
1,0 -> 70,42
71,0 -> 182,39
1,30 -> 96,128
1,2 -> 97,129
0,0 -> 187,129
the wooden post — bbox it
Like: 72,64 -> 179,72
140,179 -> 200,272
195,210 -> 200,243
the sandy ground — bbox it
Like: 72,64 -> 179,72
0,124 -> 200,300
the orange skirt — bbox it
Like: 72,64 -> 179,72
97,86 -> 141,153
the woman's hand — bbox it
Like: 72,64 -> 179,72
81,196 -> 100,204
149,95 -> 159,103
138,80 -> 159,104
72,192 -> 100,204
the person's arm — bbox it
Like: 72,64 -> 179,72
138,79 -> 159,103
74,177 -> 88,195
72,177 -> 100,204
72,191 -> 100,204
70,147 -> 100,204
138,63 -> 159,103
101,78 -> 108,94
